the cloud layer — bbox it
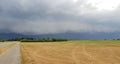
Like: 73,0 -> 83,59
0,0 -> 120,35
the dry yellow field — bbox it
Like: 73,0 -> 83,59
21,41 -> 120,64
0,42 -> 3,44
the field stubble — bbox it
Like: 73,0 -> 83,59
21,41 -> 120,64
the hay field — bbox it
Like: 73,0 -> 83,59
21,40 -> 120,64
0,42 -> 4,44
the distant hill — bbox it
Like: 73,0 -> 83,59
0,32 -> 120,40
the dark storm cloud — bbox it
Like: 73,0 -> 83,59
0,0 -> 120,35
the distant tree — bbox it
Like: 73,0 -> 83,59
113,39 -> 116,40
117,39 -> 120,40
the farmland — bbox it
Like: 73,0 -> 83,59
21,40 -> 120,64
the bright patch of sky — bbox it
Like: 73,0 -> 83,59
87,0 -> 120,11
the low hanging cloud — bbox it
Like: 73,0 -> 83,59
0,0 -> 120,35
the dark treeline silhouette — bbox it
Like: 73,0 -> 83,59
113,39 -> 120,40
5,38 -> 68,42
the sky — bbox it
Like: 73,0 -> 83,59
0,0 -> 120,36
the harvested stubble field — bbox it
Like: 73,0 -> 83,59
21,40 -> 120,64
0,42 -> 3,44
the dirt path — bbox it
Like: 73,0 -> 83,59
0,42 -> 21,64
0,42 -> 13,48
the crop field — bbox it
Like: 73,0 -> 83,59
0,42 -> 3,44
21,40 -> 120,64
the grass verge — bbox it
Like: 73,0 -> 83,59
20,44 -> 24,64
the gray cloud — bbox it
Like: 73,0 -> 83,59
0,0 -> 120,35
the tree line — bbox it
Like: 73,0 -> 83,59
4,37 -> 68,42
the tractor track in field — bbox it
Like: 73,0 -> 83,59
21,44 -> 36,64
82,43 -> 106,64
21,44 -> 73,64
71,46 -> 81,64
71,44 -> 106,64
